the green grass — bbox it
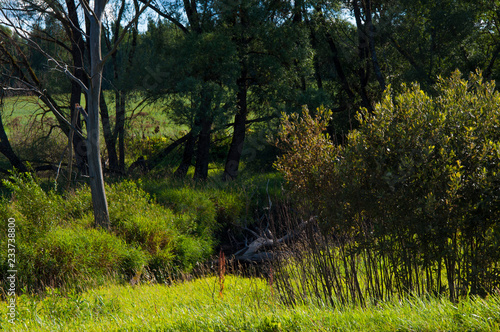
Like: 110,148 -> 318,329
1,276 -> 499,331
1,95 -> 45,118
0,93 -> 181,136
0,93 -> 189,170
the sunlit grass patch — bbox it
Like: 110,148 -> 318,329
1,276 -> 499,331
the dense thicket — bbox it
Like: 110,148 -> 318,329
274,71 -> 500,302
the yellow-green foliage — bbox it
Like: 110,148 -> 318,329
274,71 -> 500,299
274,106 -> 338,204
156,187 -> 218,236
1,276 -> 499,331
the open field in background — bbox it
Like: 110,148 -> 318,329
1,96 -> 45,122
0,94 -> 191,171
1,93 -> 187,136
1,276 -> 499,331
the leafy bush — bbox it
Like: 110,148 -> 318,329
273,105 -> 337,213
0,172 -> 93,240
1,172 -> 65,240
275,70 -> 500,301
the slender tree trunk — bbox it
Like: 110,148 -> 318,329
223,73 -> 248,181
353,0 -> 373,113
222,3 -> 250,181
364,0 -> 386,91
484,43 -> 500,80
174,131 -> 195,178
69,89 -> 88,175
193,116 -> 212,180
193,87 -> 213,180
66,0 -> 89,175
314,5 -> 355,103
87,0 -> 110,229
292,0 -> 306,91
110,0 -> 129,173
105,0 -> 138,173
100,89 -> 119,171
308,24 -> 323,90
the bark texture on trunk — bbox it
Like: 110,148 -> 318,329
193,116 -> 212,180
87,0 -> 110,229
193,87 -> 213,181
67,0 -> 89,175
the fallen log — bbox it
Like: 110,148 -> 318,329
232,217 -> 310,262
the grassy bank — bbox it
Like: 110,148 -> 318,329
1,276 -> 499,331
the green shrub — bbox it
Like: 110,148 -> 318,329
174,234 -> 214,271
275,70 -> 500,301
211,189 -> 245,226
37,226 -> 146,281
107,182 -> 176,255
273,106 -> 337,213
1,172 -> 66,240
0,172 -> 94,237
61,186 -> 93,223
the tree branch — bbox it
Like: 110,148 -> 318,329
102,0 -> 152,64
138,0 -> 189,34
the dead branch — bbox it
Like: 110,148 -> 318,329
230,217 -> 313,263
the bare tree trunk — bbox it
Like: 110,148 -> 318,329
353,0 -> 374,113
66,0 -> 89,175
87,0 -> 110,229
223,3 -> 249,181
308,22 -> 323,90
193,86 -> 213,181
364,0 -> 386,91
193,116 -> 212,180
100,89 -> 120,171
223,72 -> 248,181
174,131 -> 195,178
313,5 -> 355,104
106,0 -> 139,173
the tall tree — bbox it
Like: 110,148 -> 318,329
141,0 -> 237,180
84,0 -> 111,228
0,0 -> 148,228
